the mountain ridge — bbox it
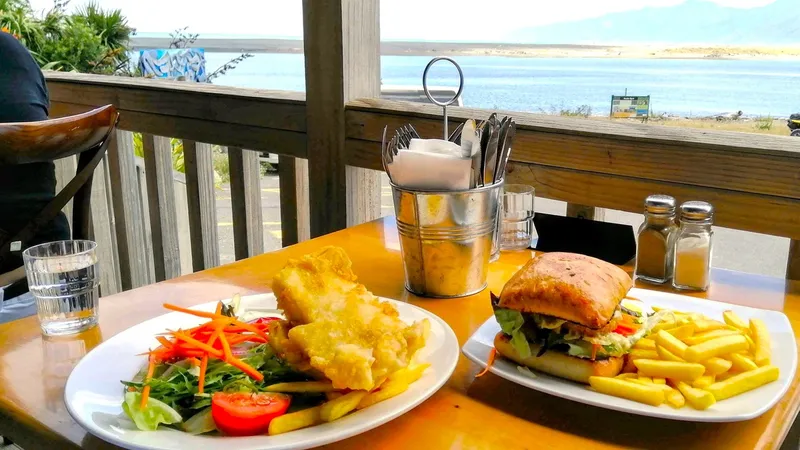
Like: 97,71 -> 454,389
507,0 -> 800,45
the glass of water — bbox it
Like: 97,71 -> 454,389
22,240 -> 100,336
501,184 -> 535,251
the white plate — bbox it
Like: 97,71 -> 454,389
461,287 -> 797,422
65,294 -> 459,450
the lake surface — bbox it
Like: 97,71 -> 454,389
201,53 -> 800,117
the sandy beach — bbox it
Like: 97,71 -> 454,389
130,37 -> 800,60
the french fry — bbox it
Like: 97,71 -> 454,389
652,318 -> 677,332
684,335 -> 748,363
656,345 -> 685,362
665,387 -> 686,408
665,324 -> 695,341
655,330 -> 688,358
616,373 -> 638,379
701,357 -> 733,376
653,377 -> 666,385
723,310 -> 749,331
637,375 -> 653,383
750,319 -> 771,366
627,379 -> 671,392
633,338 -> 656,351
265,381 -> 337,393
320,390 -> 368,422
634,359 -> 706,381
683,329 -> 741,346
388,363 -> 430,385
357,380 -> 410,410
268,406 -> 322,435
676,381 -> 716,410
588,376 -> 665,407
716,371 -> 736,382
745,334 -> 756,352
727,353 -> 758,372
694,319 -> 727,333
706,365 -> 780,400
630,349 -> 660,360
691,375 -> 715,389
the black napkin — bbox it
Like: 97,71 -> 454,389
531,213 -> 636,265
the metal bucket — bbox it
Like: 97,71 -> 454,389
391,181 -> 503,298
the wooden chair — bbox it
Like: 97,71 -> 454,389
0,105 -> 119,287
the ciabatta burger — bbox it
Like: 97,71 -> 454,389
492,252 -> 661,384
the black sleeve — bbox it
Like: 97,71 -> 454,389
0,31 -> 49,122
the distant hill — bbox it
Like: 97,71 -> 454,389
507,0 -> 800,45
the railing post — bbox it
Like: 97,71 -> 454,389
142,134 -> 182,281
302,0 -> 381,236
228,147 -> 264,260
89,156 -> 122,295
183,140 -> 220,270
278,155 -> 311,246
107,130 -> 150,290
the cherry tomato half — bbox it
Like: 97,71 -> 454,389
211,392 -> 290,436
249,317 -> 281,325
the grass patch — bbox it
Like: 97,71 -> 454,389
754,116 -> 774,131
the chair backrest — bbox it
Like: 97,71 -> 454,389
0,105 -> 119,267
0,104 -> 118,165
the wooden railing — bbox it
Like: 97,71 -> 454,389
44,71 -> 800,290
46,72 -> 313,294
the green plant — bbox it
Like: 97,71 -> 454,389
560,105 -> 593,118
212,148 -> 231,184
132,133 -> 186,174
1,0 -> 133,74
754,116 -> 773,131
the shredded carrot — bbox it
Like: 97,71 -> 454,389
225,355 -> 263,381
155,336 -> 174,348
197,355 -> 209,394
625,296 -> 641,301
591,344 -> 599,361
172,332 -> 224,358
163,303 -> 224,320
217,327 -> 233,361
140,356 -> 156,409
476,348 -> 497,378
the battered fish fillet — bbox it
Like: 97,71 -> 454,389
270,246 -> 429,391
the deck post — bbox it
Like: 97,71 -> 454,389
302,0 -> 381,236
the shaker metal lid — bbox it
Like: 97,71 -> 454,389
644,194 -> 676,214
680,201 -> 714,222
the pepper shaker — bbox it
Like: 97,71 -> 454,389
635,195 -> 679,284
672,201 -> 714,291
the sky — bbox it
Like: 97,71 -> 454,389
28,0 -> 778,42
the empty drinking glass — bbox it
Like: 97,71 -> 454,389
501,184 -> 535,251
23,240 -> 100,336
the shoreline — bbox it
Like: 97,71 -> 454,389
130,37 -> 800,60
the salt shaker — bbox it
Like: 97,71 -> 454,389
635,195 -> 678,284
672,201 -> 714,291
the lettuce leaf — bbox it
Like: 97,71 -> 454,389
122,392 -> 183,431
494,308 -> 531,358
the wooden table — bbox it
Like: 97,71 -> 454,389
1,218 -> 799,450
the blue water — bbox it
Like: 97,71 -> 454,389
202,53 -> 800,117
